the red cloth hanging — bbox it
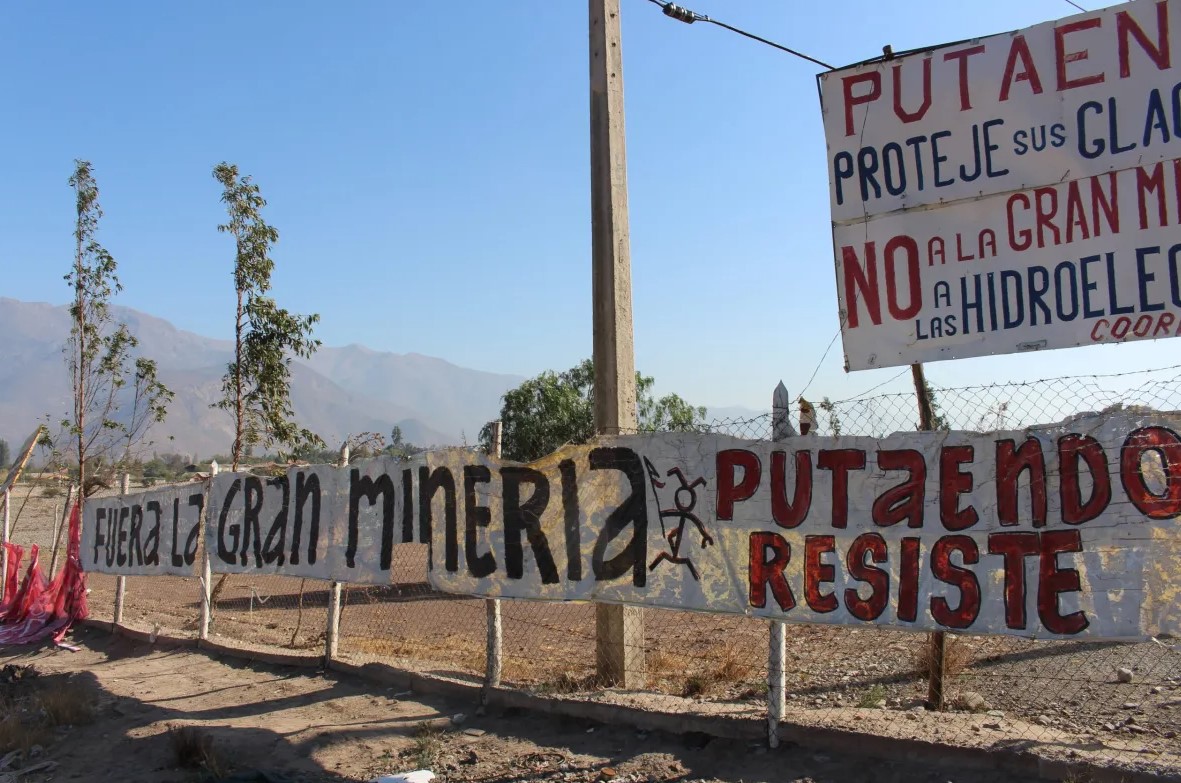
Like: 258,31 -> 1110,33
0,504 -> 88,646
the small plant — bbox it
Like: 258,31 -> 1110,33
682,674 -> 710,698
412,722 -> 444,769
712,643 -> 747,683
169,725 -> 223,776
0,670 -> 88,760
913,635 -> 973,680
857,684 -> 887,708
736,680 -> 770,700
36,679 -> 95,726
0,716 -> 52,759
535,671 -> 604,695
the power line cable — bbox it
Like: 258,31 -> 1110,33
1063,0 -> 1086,12
644,0 -> 835,70
796,326 -> 842,402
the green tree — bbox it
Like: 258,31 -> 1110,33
386,425 -> 426,460
0,439 -> 9,469
61,160 -> 172,496
817,397 -> 842,437
213,162 -> 323,470
479,359 -> 707,462
920,378 -> 950,431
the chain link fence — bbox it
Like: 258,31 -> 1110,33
3,364 -> 1179,777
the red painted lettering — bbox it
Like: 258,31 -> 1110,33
1000,35 -> 1044,101
1058,434 -> 1112,524
1121,426 -> 1181,519
1007,192 -> 1033,251
996,438 -> 1048,527
748,532 -> 795,610
897,537 -> 921,622
842,243 -> 881,329
930,535 -> 981,629
987,531 -> 1040,630
1137,162 -> 1168,229
845,533 -> 889,621
1117,1 -> 1170,78
804,534 -> 838,613
842,72 -> 881,137
892,58 -> 932,124
943,45 -> 986,110
939,445 -> 979,531
872,449 -> 926,527
818,449 -> 867,529
1039,530 -> 1088,635
716,449 -> 760,520
1056,17 -> 1106,90
771,450 -> 813,528
884,235 -> 922,320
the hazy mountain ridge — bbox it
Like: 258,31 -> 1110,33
0,297 -> 523,459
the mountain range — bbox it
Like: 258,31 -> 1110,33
0,297 -> 523,460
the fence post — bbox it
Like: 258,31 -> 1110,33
47,485 -> 76,577
325,443 -> 348,664
767,381 -> 791,748
484,422 -> 504,696
911,363 -> 947,710
1,489 -> 9,603
112,473 -> 130,631
199,460 -> 219,642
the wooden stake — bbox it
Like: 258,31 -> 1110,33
912,363 -> 947,711
47,484 -> 76,577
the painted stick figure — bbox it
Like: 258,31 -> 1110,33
644,457 -> 713,581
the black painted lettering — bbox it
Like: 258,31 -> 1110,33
590,448 -> 648,588
348,469 -> 397,570
502,466 -> 559,583
560,459 -> 582,581
463,465 -> 495,578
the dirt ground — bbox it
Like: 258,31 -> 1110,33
0,627 -> 1045,783
5,490 -> 1181,779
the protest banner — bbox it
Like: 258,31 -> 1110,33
819,0 -> 1181,369
82,411 -> 1181,640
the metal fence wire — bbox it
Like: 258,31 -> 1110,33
3,363 -> 1179,778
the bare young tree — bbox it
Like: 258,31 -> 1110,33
210,162 -> 322,608
212,162 -> 322,469
57,160 -> 172,497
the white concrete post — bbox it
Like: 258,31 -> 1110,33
485,422 -> 504,693
112,473 -> 130,630
199,460 -> 219,642
325,443 -> 349,663
768,381 -> 792,748
590,0 -> 645,690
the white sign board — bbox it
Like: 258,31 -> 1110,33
82,483 -> 206,576
819,0 -> 1181,369
82,413 -> 1181,640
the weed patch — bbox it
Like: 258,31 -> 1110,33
169,725 -> 224,777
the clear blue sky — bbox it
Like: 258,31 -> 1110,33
0,0 -> 1165,411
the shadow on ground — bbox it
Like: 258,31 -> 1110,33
1,628 -> 1044,783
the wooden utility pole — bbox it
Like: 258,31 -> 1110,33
590,0 -> 644,688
